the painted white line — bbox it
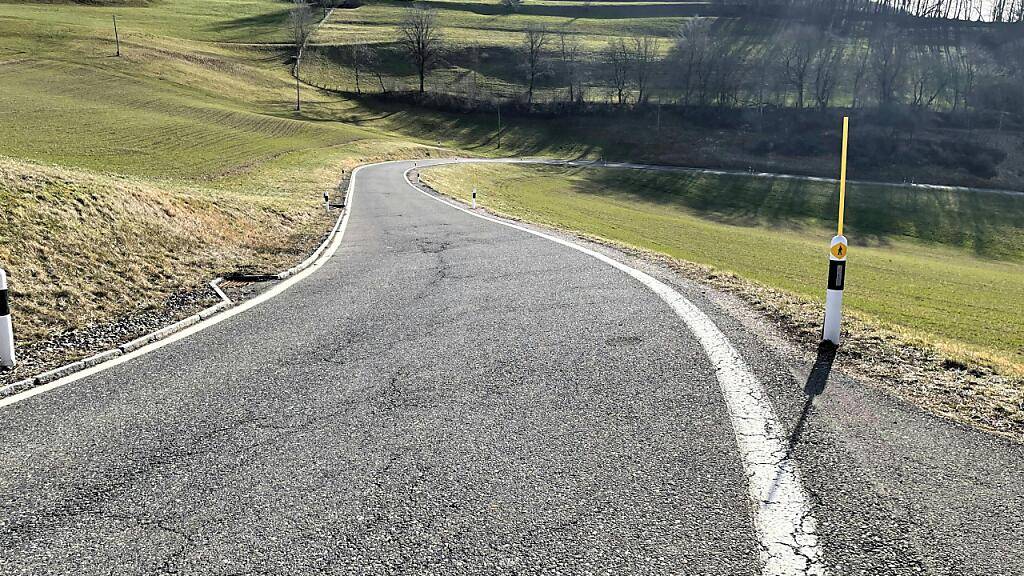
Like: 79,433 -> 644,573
209,277 -> 231,304
405,163 -> 826,576
0,162 -> 381,410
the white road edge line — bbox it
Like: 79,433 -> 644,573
405,162 -> 827,576
0,161 -> 387,410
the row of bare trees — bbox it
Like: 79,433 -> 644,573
327,7 -> 1022,119
663,20 -> 999,113
601,35 -> 662,105
720,0 -> 1024,22
870,0 -> 1024,21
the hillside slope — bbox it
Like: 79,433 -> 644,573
0,0 -> 436,349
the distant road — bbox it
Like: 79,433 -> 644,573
506,157 -> 1024,197
0,160 -> 1020,575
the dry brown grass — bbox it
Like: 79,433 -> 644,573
0,156 -> 318,340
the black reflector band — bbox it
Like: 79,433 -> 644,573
828,260 -> 846,291
0,290 -> 8,317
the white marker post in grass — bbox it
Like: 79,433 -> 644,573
323,191 -> 330,213
472,187 -> 477,209
0,268 -> 15,368
823,117 -> 850,345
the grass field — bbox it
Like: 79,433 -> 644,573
420,163 -> 1024,374
0,0 -> 436,341
303,0 -> 685,99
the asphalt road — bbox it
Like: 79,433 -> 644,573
0,160 -> 1021,575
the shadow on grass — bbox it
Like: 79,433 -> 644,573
570,165 -> 1024,261
206,9 -> 290,40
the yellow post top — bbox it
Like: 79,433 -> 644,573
838,116 -> 849,237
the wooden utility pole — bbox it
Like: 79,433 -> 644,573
496,103 -> 501,149
113,15 -> 120,57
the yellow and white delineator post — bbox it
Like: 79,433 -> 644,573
823,235 -> 847,344
823,117 -> 850,345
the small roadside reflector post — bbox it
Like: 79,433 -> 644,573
323,191 -> 330,213
823,117 -> 850,345
472,187 -> 477,209
0,268 -> 15,368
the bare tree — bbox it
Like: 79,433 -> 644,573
521,25 -> 549,104
604,38 -> 631,105
951,44 -> 980,112
629,34 -> 661,105
909,45 -> 950,110
778,25 -> 818,109
707,42 -> 745,107
811,32 -> 844,110
289,0 -> 313,61
368,47 -> 387,93
463,44 -> 483,102
869,24 -> 909,106
850,45 -> 871,109
398,8 -> 444,94
670,19 -> 713,105
557,28 -> 583,103
349,44 -> 368,94
674,23 -> 742,107
289,0 -> 314,110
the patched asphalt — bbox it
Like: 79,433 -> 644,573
1,160 -> 1021,575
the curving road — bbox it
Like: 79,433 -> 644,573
0,160 -> 1021,575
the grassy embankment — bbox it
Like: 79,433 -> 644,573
420,163 -> 1024,377
0,0 -> 436,342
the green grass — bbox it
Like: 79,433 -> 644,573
0,0 -> 373,179
0,0 -> 438,344
420,163 -> 1024,373
317,0 -> 687,45
0,0 -> 294,43
304,0 -> 684,98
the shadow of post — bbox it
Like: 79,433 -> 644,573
788,342 -> 838,453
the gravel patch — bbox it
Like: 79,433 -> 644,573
0,289 -> 220,389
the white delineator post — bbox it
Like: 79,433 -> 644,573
823,235 -> 847,345
823,116 -> 850,346
323,191 -> 330,213
472,187 -> 477,209
0,268 -> 14,368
